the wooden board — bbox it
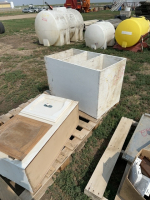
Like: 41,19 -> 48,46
84,117 -> 133,200
0,115 -> 51,160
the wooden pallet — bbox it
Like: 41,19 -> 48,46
0,92 -> 108,200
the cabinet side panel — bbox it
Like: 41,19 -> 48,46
98,59 -> 126,118
26,105 -> 79,192
0,157 -> 32,192
45,58 -> 99,118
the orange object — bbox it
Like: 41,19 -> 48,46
81,0 -> 90,12
64,0 -> 90,13
64,0 -> 82,11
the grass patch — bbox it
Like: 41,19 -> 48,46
18,47 -> 25,50
0,18 -> 35,37
0,10 -> 25,17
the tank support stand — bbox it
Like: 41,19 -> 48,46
113,32 -> 149,52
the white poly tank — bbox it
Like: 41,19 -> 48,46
85,21 -> 115,50
35,7 -> 84,47
10,2 -> 14,9
125,6 -> 131,11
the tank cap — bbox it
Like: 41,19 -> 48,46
122,41 -> 127,48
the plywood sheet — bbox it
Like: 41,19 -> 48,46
0,115 -> 51,160
25,104 -> 78,192
85,117 -> 133,200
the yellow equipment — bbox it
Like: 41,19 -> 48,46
115,17 -> 150,48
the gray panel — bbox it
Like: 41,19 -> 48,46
123,113 -> 150,163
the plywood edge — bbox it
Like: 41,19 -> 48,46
79,120 -> 96,131
20,176 -> 54,200
84,188 -> 101,200
84,188 -> 108,200
84,117 -> 133,200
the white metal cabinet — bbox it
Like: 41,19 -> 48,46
45,48 -> 126,119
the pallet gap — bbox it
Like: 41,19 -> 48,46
79,116 -> 89,123
69,135 -> 75,140
76,126 -> 83,131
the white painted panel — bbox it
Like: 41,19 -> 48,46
98,58 -> 126,118
20,94 -> 71,123
64,53 -> 102,69
78,55 -> 103,70
47,49 -> 84,60
0,152 -> 32,192
101,54 -> 124,69
63,52 -> 88,63
45,58 -> 100,118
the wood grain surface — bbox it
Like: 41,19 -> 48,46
0,115 -> 51,160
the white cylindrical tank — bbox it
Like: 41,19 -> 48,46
125,6 -> 131,11
67,8 -> 84,41
10,2 -> 14,9
85,21 -> 115,50
35,7 -> 84,47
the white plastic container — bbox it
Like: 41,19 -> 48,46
10,1 -> 14,9
45,49 -> 126,119
85,21 -> 115,50
35,7 -> 84,47
125,6 -> 131,11
20,94 -> 72,123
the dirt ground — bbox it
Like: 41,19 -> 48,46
0,13 -> 37,21
0,32 -> 50,115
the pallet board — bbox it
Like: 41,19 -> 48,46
84,117 -> 133,200
0,92 -> 108,200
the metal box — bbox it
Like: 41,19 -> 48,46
123,113 -> 150,163
45,48 -> 126,119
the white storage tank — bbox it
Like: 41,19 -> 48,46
85,21 -> 115,50
10,1 -> 14,9
35,7 -> 84,47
